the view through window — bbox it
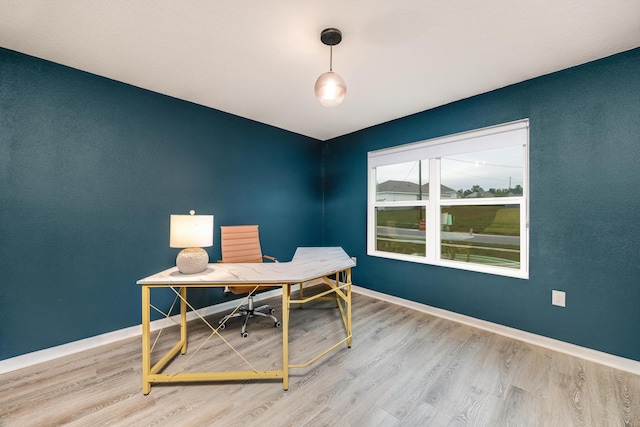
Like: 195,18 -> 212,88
368,120 -> 529,279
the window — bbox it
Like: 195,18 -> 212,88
368,120 -> 529,279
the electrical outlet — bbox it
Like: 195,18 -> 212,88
552,290 -> 566,307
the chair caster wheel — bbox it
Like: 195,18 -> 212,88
275,321 -> 282,328
241,331 -> 248,338
219,323 -> 226,330
270,308 -> 276,315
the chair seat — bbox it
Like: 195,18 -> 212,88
226,285 -> 272,295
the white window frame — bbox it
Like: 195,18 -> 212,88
367,119 -> 529,279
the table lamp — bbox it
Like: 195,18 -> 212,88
441,212 -> 453,232
170,210 -> 214,274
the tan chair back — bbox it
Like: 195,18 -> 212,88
220,225 -> 264,263
220,225 -> 271,295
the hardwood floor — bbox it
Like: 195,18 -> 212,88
1,288 -> 639,426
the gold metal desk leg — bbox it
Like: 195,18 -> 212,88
180,286 -> 187,354
298,282 -> 304,309
282,283 -> 290,391
141,286 -> 151,395
347,268 -> 352,348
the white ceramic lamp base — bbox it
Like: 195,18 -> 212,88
176,247 -> 209,274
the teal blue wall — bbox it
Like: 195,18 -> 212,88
323,48 -> 640,361
3,45 -> 639,363
0,48 -> 322,360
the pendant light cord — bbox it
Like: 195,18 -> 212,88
330,45 -> 333,72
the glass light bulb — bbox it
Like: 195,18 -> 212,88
314,71 -> 346,107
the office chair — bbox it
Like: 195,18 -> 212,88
217,225 -> 281,337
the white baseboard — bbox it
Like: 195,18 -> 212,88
1,285 -> 638,376
352,285 -> 640,376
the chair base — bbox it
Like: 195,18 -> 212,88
218,296 -> 281,338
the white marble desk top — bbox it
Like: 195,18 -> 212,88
137,247 -> 355,286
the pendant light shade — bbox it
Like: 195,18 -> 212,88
315,71 -> 347,107
315,28 -> 346,107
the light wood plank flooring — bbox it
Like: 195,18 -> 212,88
1,288 -> 639,426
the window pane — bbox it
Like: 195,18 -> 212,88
440,205 -> 520,269
376,161 -> 428,201
441,145 -> 523,199
376,206 -> 426,256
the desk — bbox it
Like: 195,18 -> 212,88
136,247 -> 355,394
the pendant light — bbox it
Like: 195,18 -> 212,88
314,28 -> 346,107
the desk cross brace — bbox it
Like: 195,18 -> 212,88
288,271 -> 353,368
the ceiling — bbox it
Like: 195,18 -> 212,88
2,1 -> 639,141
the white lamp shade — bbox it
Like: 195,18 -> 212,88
315,71 -> 346,107
170,214 -> 214,248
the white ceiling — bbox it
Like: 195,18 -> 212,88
2,1 -> 639,141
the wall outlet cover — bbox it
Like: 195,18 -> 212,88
552,290 -> 566,307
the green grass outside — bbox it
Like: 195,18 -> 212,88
376,204 -> 520,268
376,239 -> 425,256
376,207 -> 423,230
377,205 -> 519,236
483,208 -> 520,236
377,239 -> 520,268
